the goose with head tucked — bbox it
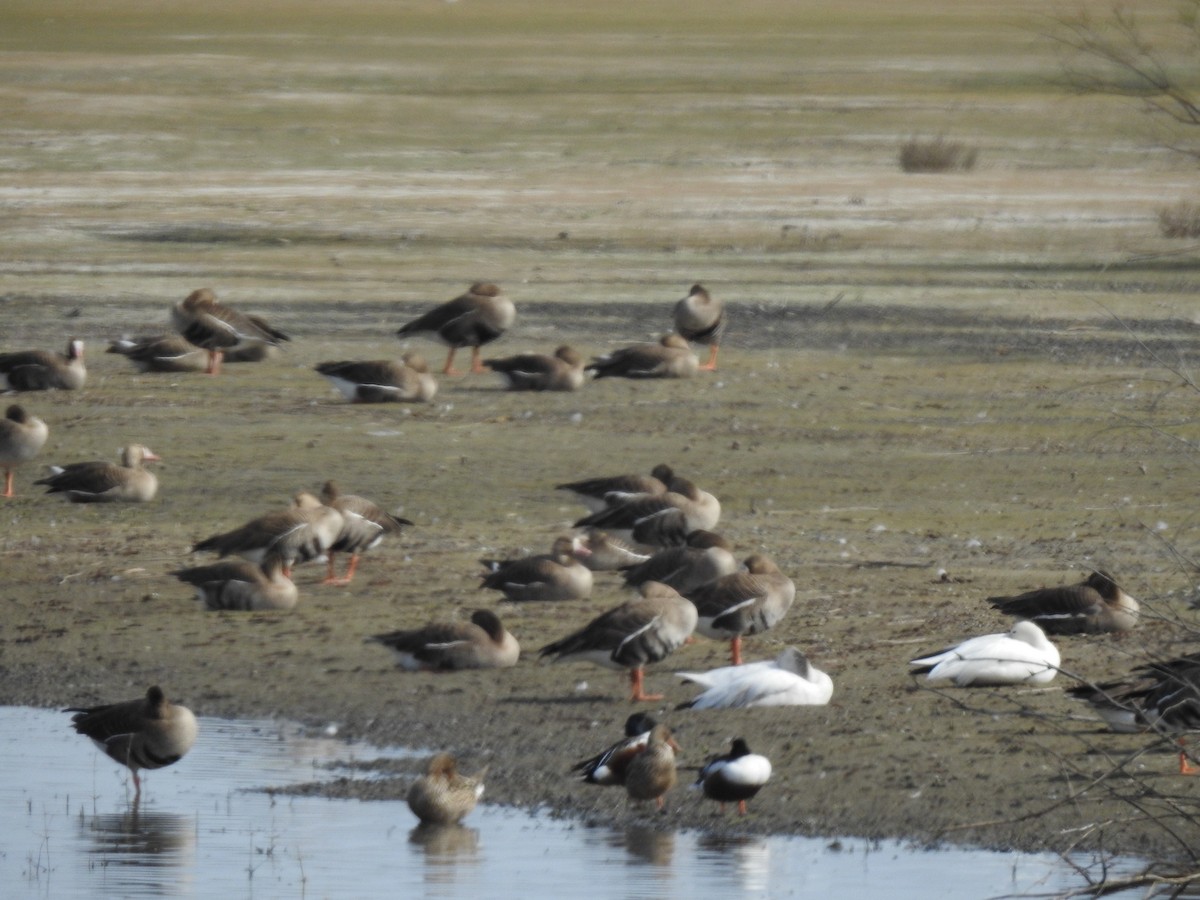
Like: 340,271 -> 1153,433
0,404 -> 48,497
173,555 -> 298,612
685,554 -> 794,666
369,609 -> 520,671
987,570 -> 1138,634
484,344 -> 585,392
556,463 -> 674,514
171,288 -> 289,375
909,620 -> 1061,686
396,282 -> 515,376
108,335 -> 208,373
479,535 -> 593,603
35,443 -> 161,503
573,530 -> 653,572
621,529 -> 738,596
677,647 -> 833,709
407,753 -> 487,825
315,352 -> 438,403
573,474 -> 720,548
586,333 -> 698,380
673,283 -> 725,371
0,338 -> 86,391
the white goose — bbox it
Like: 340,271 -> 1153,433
677,647 -> 833,709
909,620 -> 1061,686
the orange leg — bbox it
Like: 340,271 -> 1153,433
205,349 -> 225,375
322,553 -> 345,585
1179,739 -> 1199,775
628,668 -> 663,702
3,468 -> 13,498
441,347 -> 463,376
323,554 -> 361,586
730,635 -> 743,666
468,346 -> 487,374
698,344 -> 719,371
737,800 -> 748,816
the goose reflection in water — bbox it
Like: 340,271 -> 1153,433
80,808 -> 197,895
409,821 -> 481,887
610,825 -> 675,867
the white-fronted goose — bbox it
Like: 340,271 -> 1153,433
0,338 -> 86,391
538,581 -> 698,702
396,282 -> 516,376
35,444 -> 161,503
556,463 -> 674,514
171,288 -> 289,375
586,334 -> 698,380
173,555 -> 298,611
573,475 -> 721,548
686,554 -> 795,665
407,753 -> 487,825
624,723 -> 680,810
573,530 -> 653,572
319,480 -> 413,585
65,685 -> 199,801
315,353 -> 438,403
479,535 -> 593,602
621,529 -> 738,595
107,335 -> 208,373
987,570 -> 1138,634
570,712 -> 658,786
909,620 -> 1061,686
677,647 -> 833,709
0,404 -> 49,497
369,609 -> 520,671
673,283 -> 725,371
483,345 -> 585,391
696,738 -> 770,815
192,492 -> 345,577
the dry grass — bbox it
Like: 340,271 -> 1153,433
1157,200 -> 1200,238
898,136 -> 978,172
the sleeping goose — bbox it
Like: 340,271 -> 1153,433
395,282 -> 515,376
407,753 -> 487,825
369,609 -> 520,671
35,444 -> 161,503
0,404 -> 49,497
621,529 -> 738,596
673,283 -> 725,371
484,345 -> 585,391
909,620 -> 1061,686
479,536 -> 593,603
987,570 -> 1138,634
573,530 -> 653,572
319,481 -> 413,585
108,335 -> 208,373
685,554 -> 795,665
171,288 -> 289,375
0,338 -> 86,391
173,555 -> 298,612
314,353 -> 438,403
677,647 -> 833,709
572,475 -> 720,548
586,333 -> 698,380
556,463 -> 674,514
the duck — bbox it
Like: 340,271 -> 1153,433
34,443 -> 161,503
319,481 -> 413,585
107,335 -> 208,373
572,475 -> 720,548
677,646 -> 834,709
538,581 -> 698,702
172,555 -> 298,612
987,570 -> 1139,634
569,713 -> 658,785
64,685 -> 199,801
479,536 -> 593,602
556,463 -> 674,514
406,753 -> 487,825
483,344 -> 586,392
909,620 -> 1061,686
314,353 -> 438,403
0,404 -> 49,497
395,282 -> 516,376
624,723 -> 680,810
171,288 -> 289,375
673,283 -> 725,371
621,530 -> 739,596
573,530 -> 653,572
685,554 -> 795,665
586,333 -> 698,380
369,609 -> 520,671
191,492 -> 345,577
0,338 -> 86,391
696,738 -> 771,815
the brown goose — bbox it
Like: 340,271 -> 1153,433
315,353 -> 438,403
192,492 -> 344,577
572,475 -> 721,548
107,335 -> 208,373
65,685 -> 199,801
407,753 -> 487,825
35,444 -> 161,503
396,282 -> 516,376
171,288 -> 289,375
479,535 -> 594,602
319,481 -> 413,585
624,723 -> 680,810
0,404 -> 49,497
173,555 -> 298,612
573,530 -> 653,572
673,283 -> 725,371
586,334 -> 698,380
369,609 -> 520,671
686,554 -> 796,665
0,338 -> 86,391
538,581 -> 697,702
484,345 -> 585,392
556,463 -> 674,514
621,530 -> 738,596
987,570 -> 1139,634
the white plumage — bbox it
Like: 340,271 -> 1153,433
909,620 -> 1060,686
677,646 -> 833,709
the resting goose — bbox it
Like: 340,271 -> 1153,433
407,753 -> 487,825
314,353 -> 438,403
171,288 -> 289,375
987,570 -> 1138,634
586,333 -> 698,380
624,723 -> 680,810
369,609 -> 519,671
685,554 -> 795,665
572,475 -> 720,548
65,685 -> 198,801
673,283 -> 725,371
192,492 -> 344,577
108,335 -> 208,373
570,713 -> 658,785
538,581 -> 697,702
484,345 -> 585,391
621,529 -> 738,596
479,535 -> 593,603
319,481 -> 413,585
677,647 -> 833,709
696,738 -> 771,815
35,444 -> 161,503
173,556 -> 298,612
909,620 -> 1061,686
0,404 -> 49,497
395,282 -> 515,376
556,463 -> 674,514
573,530 -> 653,572
0,338 -> 86,391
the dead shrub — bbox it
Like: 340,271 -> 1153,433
1157,200 -> 1200,238
898,137 -> 977,173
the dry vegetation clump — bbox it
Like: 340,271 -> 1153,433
1157,199 -> 1200,238
898,136 -> 978,173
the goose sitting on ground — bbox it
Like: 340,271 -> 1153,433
686,554 -> 795,666
171,288 -> 289,375
556,463 -> 674,514
479,536 -> 593,602
909,620 -> 1061,686
395,282 -> 515,376
572,475 -> 720,548
572,530 -> 653,572
987,570 -> 1138,634
108,335 -> 208,373
621,529 -> 738,596
173,555 -> 298,612
319,481 -> 413,585
586,333 -> 698,380
406,753 -> 487,825
0,338 -> 86,391
0,404 -> 49,497
484,345 -> 585,391
369,609 -> 520,671
677,646 -> 833,709
696,738 -> 771,815
624,723 -> 680,811
673,283 -> 725,371
314,353 -> 438,403
35,444 -> 161,503
569,713 -> 658,786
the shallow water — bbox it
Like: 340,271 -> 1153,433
0,706 -> 1134,899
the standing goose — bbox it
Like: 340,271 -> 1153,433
35,444 -> 161,503
407,753 -> 487,825
909,620 -> 1061,686
484,345 -> 585,392
556,463 -> 674,514
538,581 -> 698,702
314,353 -> 438,403
171,288 -> 289,375
677,646 -> 834,709
573,475 -> 721,548
395,282 -> 515,376
479,536 -> 594,603
586,334 -> 698,380
192,492 -> 345,577
0,338 -> 86,391
65,686 -> 199,801
0,404 -> 49,497
108,335 -> 208,373
696,738 -> 771,815
319,481 -> 413,585
624,723 -> 680,810
369,609 -> 520,671
621,530 -> 739,596
673,283 -> 725,371
987,570 -> 1139,634
173,555 -> 298,612
570,712 -> 658,786
686,554 -> 795,666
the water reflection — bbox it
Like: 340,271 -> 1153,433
79,809 -> 197,897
